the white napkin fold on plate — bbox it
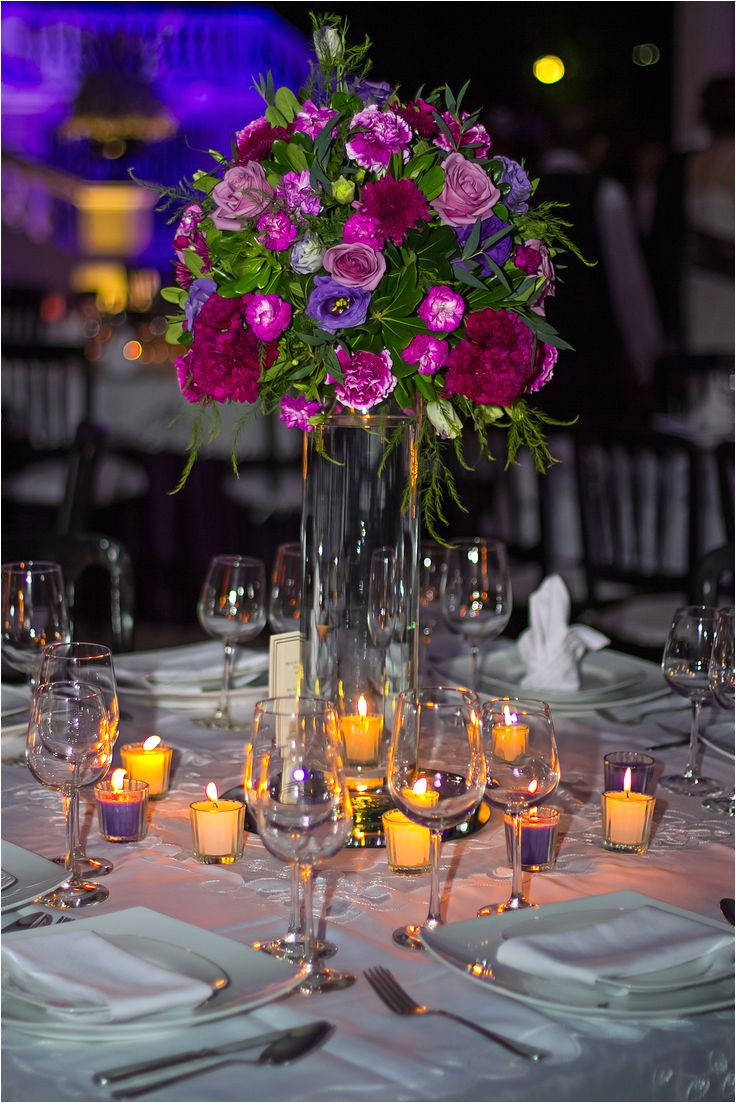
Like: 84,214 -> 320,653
496,905 -> 734,988
516,574 -> 609,691
115,642 -> 268,690
2,929 -> 213,1022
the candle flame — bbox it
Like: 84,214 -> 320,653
205,782 -> 219,802
623,767 -> 632,794
143,735 -> 161,751
527,778 -> 539,795
503,705 -> 518,725
412,777 -> 429,795
111,768 -> 127,791
358,695 -> 368,718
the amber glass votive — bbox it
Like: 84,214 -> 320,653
601,790 -> 655,853
95,779 -> 149,842
504,806 -> 560,871
382,809 -> 431,874
120,740 -> 173,798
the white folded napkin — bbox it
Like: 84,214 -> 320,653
115,642 -> 268,690
516,575 -> 609,691
2,929 -> 213,1022
496,905 -> 734,988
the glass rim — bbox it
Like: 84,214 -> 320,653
34,679 -> 106,702
315,411 -> 418,428
42,641 -> 113,661
1,561 -> 63,574
396,685 -> 479,705
208,554 -> 265,568
444,537 -> 508,551
672,605 -> 719,617
253,694 -> 337,717
603,750 -> 655,765
483,696 -> 552,716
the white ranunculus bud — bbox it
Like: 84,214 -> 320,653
427,399 -> 462,440
290,235 -> 324,275
313,26 -> 342,66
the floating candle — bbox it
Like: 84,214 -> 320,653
190,782 -> 245,864
492,705 -> 529,763
401,776 -> 439,812
382,809 -> 431,874
340,695 -> 382,766
95,770 -> 149,842
120,736 -> 173,798
601,768 -> 655,853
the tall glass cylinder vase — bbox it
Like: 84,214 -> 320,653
300,412 -> 420,846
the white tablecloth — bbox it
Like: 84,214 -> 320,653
2,659 -> 734,1102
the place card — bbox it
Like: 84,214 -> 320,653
268,631 -> 301,698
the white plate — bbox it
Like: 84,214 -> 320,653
422,891 -> 735,1020
1,842 -> 68,913
433,648 -> 669,713
2,906 -> 303,1039
115,643 -> 269,695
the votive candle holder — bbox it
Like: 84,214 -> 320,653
504,806 -> 560,871
382,809 -> 431,874
95,778 -> 149,842
603,751 -> 655,794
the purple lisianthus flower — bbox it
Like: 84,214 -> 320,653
455,213 -> 512,274
348,78 -> 393,107
279,394 -> 323,431
401,334 -> 449,375
243,293 -> 292,341
184,277 -> 217,330
293,99 -> 339,139
417,286 -> 466,333
322,242 -> 386,291
334,346 -> 396,412
305,277 -> 371,333
345,106 -> 412,172
256,211 -> 298,251
495,155 -> 532,213
343,213 -> 385,250
276,171 -> 322,217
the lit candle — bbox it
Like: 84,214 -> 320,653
601,768 -> 655,853
95,769 -> 149,842
401,776 -> 439,811
340,695 -> 382,766
382,809 -> 431,874
492,705 -> 529,763
120,736 -> 173,798
504,806 -> 560,871
190,782 -> 245,864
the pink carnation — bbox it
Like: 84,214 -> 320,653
243,293 -> 292,341
235,116 -> 292,163
173,204 -> 210,288
279,394 -> 323,431
434,112 -> 492,159
345,106 -> 412,172
394,98 -> 439,139
293,99 -> 339,139
256,211 -> 298,251
343,213 -> 385,250
515,239 -> 556,314
401,334 -> 449,375
276,171 -> 321,217
444,307 -> 553,406
417,286 -> 465,333
334,347 -> 397,413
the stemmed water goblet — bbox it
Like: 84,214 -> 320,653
703,608 -> 734,815
660,605 -> 720,796
1,562 -> 71,688
440,538 -> 512,694
479,697 -> 560,913
367,547 -> 396,650
26,680 -> 112,908
418,542 -> 443,664
196,555 -> 266,728
39,642 -> 120,878
269,543 -> 303,634
245,695 -> 355,994
387,686 -> 486,950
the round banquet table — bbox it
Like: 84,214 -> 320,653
2,658 -> 734,1103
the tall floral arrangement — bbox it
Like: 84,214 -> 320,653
147,14 -> 579,536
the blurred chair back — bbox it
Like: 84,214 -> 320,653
1,343 -> 93,456
57,421 -> 109,535
694,544 -> 735,607
715,440 -> 735,537
2,532 -> 135,653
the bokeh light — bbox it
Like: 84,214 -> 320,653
632,43 -> 661,67
533,55 -> 565,84
122,340 -> 143,361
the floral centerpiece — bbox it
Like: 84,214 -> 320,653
147,14 -> 579,536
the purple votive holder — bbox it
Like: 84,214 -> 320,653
95,778 -> 149,842
504,807 -> 560,872
603,751 -> 655,795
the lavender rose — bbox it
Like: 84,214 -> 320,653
322,242 -> 386,291
244,293 -> 292,341
334,347 -> 396,412
496,155 -> 532,213
184,278 -> 217,330
280,394 -> 323,431
431,152 -> 500,227
305,277 -> 371,333
211,163 -> 273,230
417,286 -> 465,332
401,334 -> 448,375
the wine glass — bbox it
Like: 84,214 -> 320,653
440,538 -> 512,694
660,606 -> 720,796
245,695 -> 355,994
418,542 -> 443,670
39,642 -> 121,877
367,547 -> 396,649
479,697 -> 560,913
269,543 -> 303,634
703,608 -> 735,815
196,555 -> 267,728
387,686 -> 486,950
26,681 -> 112,908
1,562 -> 71,687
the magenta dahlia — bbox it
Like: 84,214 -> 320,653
358,177 -> 430,246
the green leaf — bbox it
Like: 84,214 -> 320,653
184,250 -> 204,278
461,218 -> 482,260
285,143 -> 310,172
192,173 -> 219,194
405,151 -> 437,179
293,330 -> 329,346
432,110 -> 457,150
452,263 -> 489,292
165,321 -> 184,344
393,380 -> 412,409
310,160 -> 332,193
274,86 -> 301,121
265,105 -> 289,128
414,374 -> 436,401
484,256 -> 511,291
455,79 -> 471,114
314,111 -> 342,165
160,286 -> 186,305
418,165 -> 445,201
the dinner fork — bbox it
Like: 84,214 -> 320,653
363,966 -> 547,1060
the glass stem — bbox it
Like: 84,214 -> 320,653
65,783 -> 81,887
299,862 -> 315,975
217,642 -> 234,721
287,863 -> 302,940
423,830 -> 443,932
470,645 -> 479,694
685,698 -> 702,779
509,810 -> 525,907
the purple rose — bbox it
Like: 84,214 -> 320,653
417,286 -> 465,333
343,213 -> 385,250
431,152 -> 500,227
280,394 -> 323,431
334,347 -> 396,413
244,293 -> 292,341
345,106 -> 412,172
184,277 -> 217,330
322,242 -> 386,291
305,277 -> 371,333
401,334 -> 449,375
211,163 -> 274,230
496,155 -> 532,213
455,213 -> 512,275
256,211 -> 298,251
276,171 -> 322,217
348,78 -> 393,107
